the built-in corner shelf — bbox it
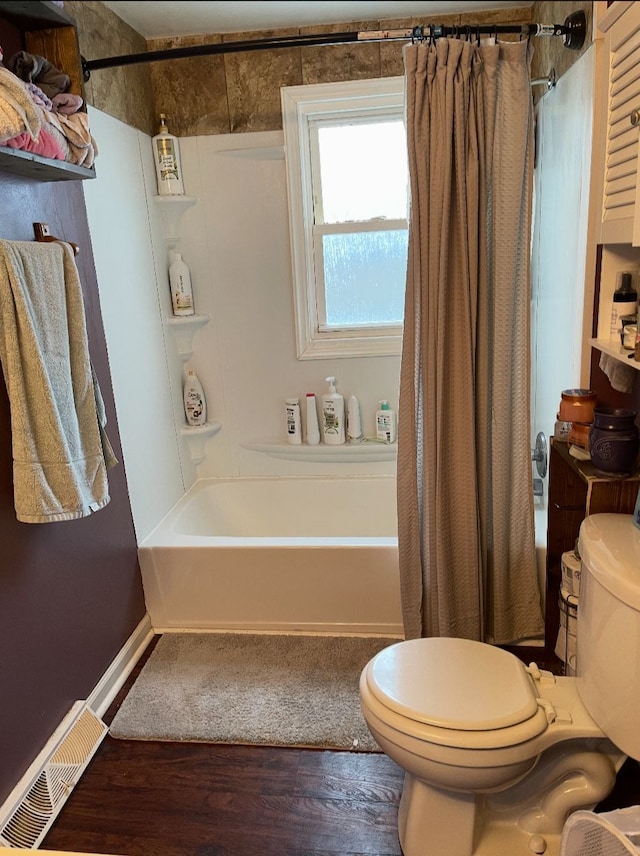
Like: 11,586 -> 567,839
242,442 -> 397,463
154,195 -> 197,247
166,314 -> 210,361
589,338 -> 640,371
181,421 -> 222,464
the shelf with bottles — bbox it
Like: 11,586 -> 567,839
166,313 -> 209,361
588,337 -> 640,371
181,421 -> 222,464
241,441 -> 397,463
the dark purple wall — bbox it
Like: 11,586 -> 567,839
0,171 -> 146,805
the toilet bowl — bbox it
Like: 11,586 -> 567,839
359,514 -> 640,856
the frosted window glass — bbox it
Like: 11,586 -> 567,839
322,230 -> 407,327
317,122 -> 408,223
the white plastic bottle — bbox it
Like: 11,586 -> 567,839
152,114 -> 185,196
376,400 -> 397,443
169,253 -> 195,316
321,377 -> 345,445
183,370 -> 207,426
347,394 -> 363,443
285,398 -> 302,445
305,393 -> 320,445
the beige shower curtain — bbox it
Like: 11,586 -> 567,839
397,37 -> 544,644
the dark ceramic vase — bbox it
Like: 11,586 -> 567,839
589,408 -> 639,476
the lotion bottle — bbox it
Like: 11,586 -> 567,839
183,370 -> 207,426
169,253 -> 195,316
376,400 -> 397,443
321,377 -> 345,445
285,398 -> 302,445
305,393 -> 320,445
347,394 -> 363,443
152,114 -> 185,196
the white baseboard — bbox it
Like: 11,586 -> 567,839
87,613 -> 154,718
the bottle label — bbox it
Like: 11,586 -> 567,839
323,401 -> 340,434
155,139 -> 180,182
185,389 -> 204,423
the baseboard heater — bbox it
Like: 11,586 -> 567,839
0,702 -> 107,849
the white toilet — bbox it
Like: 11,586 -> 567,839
360,513 -> 640,856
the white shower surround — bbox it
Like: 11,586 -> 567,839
138,475 -> 403,634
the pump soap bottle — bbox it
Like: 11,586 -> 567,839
376,400 -> 397,443
609,271 -> 638,340
152,114 -> 185,196
183,370 -> 207,426
321,377 -> 345,445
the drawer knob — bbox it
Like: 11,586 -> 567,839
631,110 -> 640,127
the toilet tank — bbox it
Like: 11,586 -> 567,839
577,513 -> 640,760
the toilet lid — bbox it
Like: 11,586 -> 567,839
368,637 -> 543,733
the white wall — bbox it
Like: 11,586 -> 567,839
83,108 -> 188,542
84,113 -> 400,546
174,131 -> 401,479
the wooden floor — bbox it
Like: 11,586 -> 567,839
42,636 -> 640,856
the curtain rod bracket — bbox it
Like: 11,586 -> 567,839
562,10 -> 586,51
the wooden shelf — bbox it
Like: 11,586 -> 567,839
0,1 -> 95,183
589,337 -> 640,371
0,147 -> 95,181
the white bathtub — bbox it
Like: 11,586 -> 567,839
138,476 -> 403,635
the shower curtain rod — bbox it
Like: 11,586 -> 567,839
81,10 -> 586,80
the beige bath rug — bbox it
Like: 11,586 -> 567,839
109,633 -> 399,752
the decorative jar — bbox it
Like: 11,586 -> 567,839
589,408 -> 639,476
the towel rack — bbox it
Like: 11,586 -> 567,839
33,222 -> 79,256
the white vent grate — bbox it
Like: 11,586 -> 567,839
0,704 -> 107,849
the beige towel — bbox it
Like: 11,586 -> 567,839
0,66 -> 42,142
0,240 -> 117,523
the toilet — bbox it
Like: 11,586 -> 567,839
359,513 -> 640,856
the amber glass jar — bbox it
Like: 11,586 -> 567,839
559,389 -> 597,424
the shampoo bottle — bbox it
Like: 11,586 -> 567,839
183,370 -> 207,426
169,253 -> 195,316
376,400 -> 397,443
305,393 -> 320,445
321,377 -> 345,445
347,394 -> 363,443
152,114 -> 185,196
285,398 -> 302,445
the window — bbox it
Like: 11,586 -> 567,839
281,77 -> 407,359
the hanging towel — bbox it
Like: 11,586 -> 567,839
0,239 -> 117,523
599,351 -> 636,395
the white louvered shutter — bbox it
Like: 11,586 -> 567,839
602,2 -> 640,244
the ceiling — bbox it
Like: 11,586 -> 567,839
101,1 -> 534,40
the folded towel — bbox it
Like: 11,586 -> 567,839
0,66 -> 41,141
0,240 -> 117,523
599,351 -> 636,395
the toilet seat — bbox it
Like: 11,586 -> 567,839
365,637 -> 551,751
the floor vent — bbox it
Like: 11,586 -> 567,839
0,703 -> 107,849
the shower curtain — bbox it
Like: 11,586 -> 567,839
397,36 -> 544,644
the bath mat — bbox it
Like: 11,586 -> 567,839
109,633 -> 399,752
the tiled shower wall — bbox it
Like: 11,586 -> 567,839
66,1 -> 591,139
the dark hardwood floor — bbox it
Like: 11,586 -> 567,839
42,636 -> 640,856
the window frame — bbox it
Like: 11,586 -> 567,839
281,76 -> 406,360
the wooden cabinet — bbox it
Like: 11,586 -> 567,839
0,0 -> 95,181
545,439 -> 640,658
